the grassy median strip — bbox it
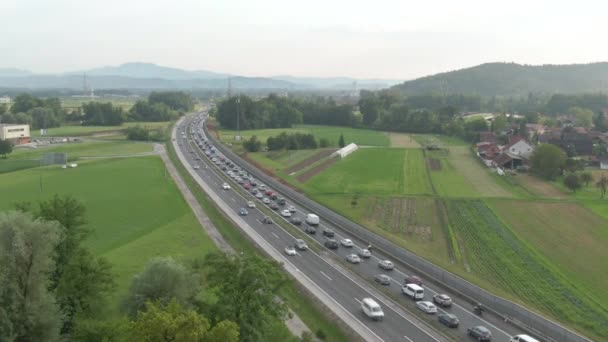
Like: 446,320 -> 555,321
166,139 -> 350,342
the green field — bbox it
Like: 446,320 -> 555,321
446,200 -> 607,339
60,97 -> 138,110
426,150 -> 480,197
0,157 -> 216,310
411,133 -> 469,147
32,121 -> 170,137
247,148 -> 328,174
9,140 -> 153,160
219,124 -> 390,147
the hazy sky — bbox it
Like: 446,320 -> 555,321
4,0 -> 607,79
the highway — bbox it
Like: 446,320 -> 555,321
176,112 -> 531,342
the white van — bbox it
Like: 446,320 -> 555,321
510,335 -> 540,342
402,283 -> 424,300
305,214 -> 320,226
361,298 -> 384,321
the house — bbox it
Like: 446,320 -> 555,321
476,142 -> 501,160
0,96 -> 10,104
479,131 -> 497,144
491,137 -> 534,169
525,124 -> 546,140
0,124 -> 31,145
561,131 -> 594,155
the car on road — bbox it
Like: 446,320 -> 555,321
259,184 -> 267,190
358,248 -> 372,258
467,326 -> 492,341
236,178 -> 245,184
238,208 -> 248,216
265,190 -> 274,196
247,201 -> 256,208
438,313 -> 459,328
251,188 -> 259,194
193,165 -> 200,169
244,183 -> 251,190
416,301 -> 437,314
324,239 -> 339,249
277,197 -> 286,205
290,217 -> 302,226
270,203 -> 279,210
361,298 -> 384,321
270,194 -> 278,200
378,260 -> 394,270
433,294 -> 453,307
322,228 -> 335,237
287,205 -> 296,212
284,246 -> 297,256
404,275 -> 423,286
222,183 -> 231,190
256,192 -> 264,199
262,216 -> 273,224
280,209 -> 292,217
304,225 -> 317,234
249,179 -> 257,186
374,274 -> 391,285
262,198 -> 271,204
340,238 -> 354,247
295,239 -> 308,251
510,335 -> 540,342
221,165 -> 227,171
346,254 -> 361,264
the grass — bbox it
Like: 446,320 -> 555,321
8,140 -> 153,161
411,133 -> 469,147
218,124 -> 390,147
426,150 -> 480,197
32,121 -> 170,137
402,149 -> 433,194
0,156 -> 217,312
446,200 -> 608,340
447,147 -> 515,197
60,97 -> 138,110
165,140 -> 349,342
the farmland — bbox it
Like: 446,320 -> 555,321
60,97 -> 139,111
446,200 -> 608,339
32,121 -> 170,137
425,149 -> 480,197
0,156 -> 216,311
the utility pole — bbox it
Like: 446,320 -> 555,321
236,94 -> 241,141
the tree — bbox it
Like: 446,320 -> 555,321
359,91 -> 380,126
569,107 -> 594,128
530,144 -> 567,180
148,91 -> 194,112
580,172 -> 593,187
131,299 -> 209,342
0,140 -> 13,158
492,114 -> 508,133
593,111 -> 608,131
203,253 -> 288,342
243,135 -> 262,152
563,173 -> 582,192
123,257 -> 200,317
319,138 -> 329,148
338,133 -> 345,148
71,317 -> 131,342
596,175 -> 608,199
0,211 -> 63,342
126,126 -> 150,141
10,93 -> 43,113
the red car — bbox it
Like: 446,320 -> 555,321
244,183 -> 251,190
404,275 -> 423,286
265,190 -> 274,196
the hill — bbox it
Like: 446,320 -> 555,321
73,62 -> 230,80
391,62 -> 608,96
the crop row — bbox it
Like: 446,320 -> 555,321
446,200 -> 608,338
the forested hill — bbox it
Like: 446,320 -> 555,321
391,62 -> 608,96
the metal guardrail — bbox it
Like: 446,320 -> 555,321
202,120 -> 592,342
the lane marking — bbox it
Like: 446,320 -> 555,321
320,270 -> 333,281
354,297 -> 361,304
403,336 -> 414,342
271,232 -> 280,239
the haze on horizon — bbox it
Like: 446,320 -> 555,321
4,0 -> 607,80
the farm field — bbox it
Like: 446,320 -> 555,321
448,147 -> 514,197
8,140 -> 154,160
513,173 -> 566,198
425,150 -> 480,197
247,148 -> 335,175
32,121 -> 170,137
388,132 -> 420,148
411,133 -> 469,147
0,156 -> 216,312
218,124 -> 390,147
488,199 -> 608,306
446,200 -> 608,339
60,97 -> 139,110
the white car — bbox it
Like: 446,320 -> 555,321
259,184 -> 267,190
222,183 -> 231,190
378,260 -> 394,270
340,238 -> 354,247
262,198 -> 271,204
284,246 -> 297,256
416,301 -> 438,314
346,254 -> 361,264
247,201 -> 256,208
358,248 -> 372,258
193,165 -> 200,169
287,205 -> 296,213
280,209 -> 292,217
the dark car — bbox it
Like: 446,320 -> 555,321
262,216 -> 273,224
374,274 -> 391,286
324,239 -> 339,249
304,225 -> 317,234
277,197 -> 286,205
467,326 -> 491,341
322,228 -> 335,237
290,217 -> 302,226
438,313 -> 459,328
270,194 -> 278,201
404,275 -> 423,286
221,165 -> 227,171
433,294 -> 453,307
238,208 -> 248,216
251,188 -> 259,194
270,203 -> 279,210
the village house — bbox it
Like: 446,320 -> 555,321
476,135 -> 534,170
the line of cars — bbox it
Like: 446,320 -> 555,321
186,118 -> 542,342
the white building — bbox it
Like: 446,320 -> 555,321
0,124 -> 31,145
0,96 -> 10,104
334,143 -> 358,159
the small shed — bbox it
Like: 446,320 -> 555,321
334,143 -> 358,159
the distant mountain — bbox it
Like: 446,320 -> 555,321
71,62 -> 230,80
0,68 -> 32,77
272,75 -> 400,90
391,62 -> 608,96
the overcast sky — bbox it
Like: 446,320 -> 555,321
4,0 -> 607,79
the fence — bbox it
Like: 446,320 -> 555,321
203,122 -> 591,342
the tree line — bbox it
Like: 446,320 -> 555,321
0,94 -> 65,129
0,195 -> 300,342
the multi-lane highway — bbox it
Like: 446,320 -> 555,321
175,112 -> 535,342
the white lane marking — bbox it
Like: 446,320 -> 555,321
271,232 -> 280,239
230,197 -> 236,202
403,336 -> 414,342
320,271 -> 333,281
354,297 -> 361,304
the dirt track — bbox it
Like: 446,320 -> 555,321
297,158 -> 338,182
286,149 -> 337,174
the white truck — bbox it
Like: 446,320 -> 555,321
305,214 -> 320,226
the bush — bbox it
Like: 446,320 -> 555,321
125,126 -> 150,141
